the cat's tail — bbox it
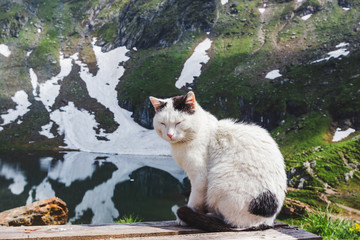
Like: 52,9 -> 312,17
176,206 -> 234,232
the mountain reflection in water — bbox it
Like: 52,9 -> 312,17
0,151 -> 188,224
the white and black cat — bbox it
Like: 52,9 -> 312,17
149,91 -> 287,231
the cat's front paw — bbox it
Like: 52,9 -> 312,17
176,217 -> 187,226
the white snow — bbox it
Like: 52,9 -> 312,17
175,38 -> 212,89
336,42 -> 349,48
29,68 -> 39,97
39,121 -> 55,138
38,28 -> 41,33
26,50 -> 33,57
258,8 -> 266,14
301,14 -> 312,21
297,0 -> 304,2
312,42 -> 350,63
221,0 -> 228,5
35,52 -> 73,111
343,7 -> 350,11
0,44 -> 11,57
0,162 -> 27,195
265,69 -> 282,79
42,39 -> 170,155
37,53 -> 73,106
332,128 -> 355,142
0,90 -> 31,128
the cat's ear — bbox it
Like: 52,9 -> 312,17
185,91 -> 196,110
149,96 -> 166,112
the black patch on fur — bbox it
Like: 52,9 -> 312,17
177,206 -> 233,232
248,190 -> 279,217
156,102 -> 167,112
172,95 -> 195,114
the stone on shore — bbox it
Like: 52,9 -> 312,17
0,197 -> 68,226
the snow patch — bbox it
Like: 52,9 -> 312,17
47,39 -> 170,155
221,0 -> 228,5
332,128 -> 355,142
26,50 -> 33,57
258,8 -> 265,14
35,52 -> 73,111
336,42 -> 349,48
29,68 -> 39,97
265,69 -> 282,79
312,42 -> 350,63
301,14 -> 312,21
0,90 -> 31,128
39,121 -> 55,139
175,38 -> 212,89
0,44 -> 11,57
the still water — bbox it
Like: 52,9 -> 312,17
0,151 -> 188,224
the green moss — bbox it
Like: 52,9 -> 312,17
37,0 -> 60,21
0,6 -> 23,21
118,37 -> 196,106
286,190 -> 328,208
28,29 -> 60,68
97,0 -> 130,19
96,22 -> 119,43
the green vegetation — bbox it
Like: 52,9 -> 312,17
96,22 -> 120,43
297,208 -> 360,240
97,0 -> 130,19
118,37 -> 196,106
115,214 -> 142,223
0,6 -> 23,21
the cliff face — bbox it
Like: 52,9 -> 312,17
115,0 -> 217,49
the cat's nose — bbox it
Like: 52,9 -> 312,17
167,133 -> 173,139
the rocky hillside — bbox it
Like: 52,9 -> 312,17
0,0 -> 360,220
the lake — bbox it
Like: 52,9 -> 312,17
0,151 -> 188,224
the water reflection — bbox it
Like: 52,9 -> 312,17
0,151 -> 188,224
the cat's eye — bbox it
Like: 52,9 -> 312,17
160,122 -> 166,126
175,122 -> 181,126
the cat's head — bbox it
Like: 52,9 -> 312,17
149,91 -> 198,144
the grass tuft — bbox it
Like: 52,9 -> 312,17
115,214 -> 142,223
299,207 -> 360,240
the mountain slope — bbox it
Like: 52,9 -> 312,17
0,0 -> 359,214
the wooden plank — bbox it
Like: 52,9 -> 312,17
0,221 -> 200,240
0,220 -> 321,240
118,227 -> 322,240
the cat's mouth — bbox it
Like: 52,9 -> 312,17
167,137 -> 179,143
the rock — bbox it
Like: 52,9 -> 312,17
344,171 -> 354,183
0,197 -> 68,226
297,178 -> 305,189
338,0 -> 351,9
115,0 -> 218,49
280,198 -> 313,217
310,160 -> 316,169
324,165 -> 331,171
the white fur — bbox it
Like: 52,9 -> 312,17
150,92 -> 287,228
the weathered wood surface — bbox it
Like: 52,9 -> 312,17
0,220 -> 322,240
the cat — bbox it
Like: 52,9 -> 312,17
149,91 -> 287,232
